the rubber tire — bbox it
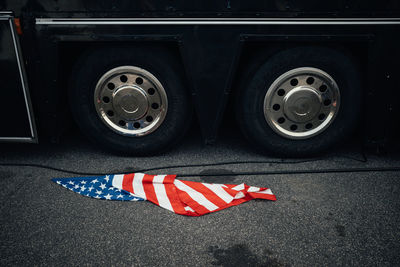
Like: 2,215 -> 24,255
69,46 -> 191,156
236,46 -> 362,157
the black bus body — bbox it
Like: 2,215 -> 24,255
1,1 -> 400,156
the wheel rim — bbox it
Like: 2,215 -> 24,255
263,67 -> 340,139
94,66 -> 168,136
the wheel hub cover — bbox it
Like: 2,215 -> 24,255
283,87 -> 321,123
113,86 -> 148,120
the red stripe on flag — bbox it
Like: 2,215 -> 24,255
122,173 -> 134,193
179,180 -> 229,208
176,188 -> 210,216
142,174 -> 158,205
248,190 -> 277,201
164,180 -> 188,215
222,183 -> 276,201
163,175 -> 175,184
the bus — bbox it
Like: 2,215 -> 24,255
1,1 -> 400,156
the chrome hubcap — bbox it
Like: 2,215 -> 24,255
283,87 -> 322,123
94,66 -> 168,136
264,67 -> 340,139
113,85 -> 148,120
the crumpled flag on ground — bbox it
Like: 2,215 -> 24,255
52,173 -> 276,216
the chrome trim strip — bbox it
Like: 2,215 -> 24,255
0,137 -> 36,143
36,17 -> 400,25
6,16 -> 38,142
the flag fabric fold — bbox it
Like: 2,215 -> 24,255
52,173 -> 276,216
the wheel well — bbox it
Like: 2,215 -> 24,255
57,41 -> 191,134
231,43 -> 365,156
224,41 -> 368,128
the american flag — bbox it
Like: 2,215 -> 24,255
52,173 -> 276,216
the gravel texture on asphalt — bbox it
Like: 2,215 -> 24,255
1,128 -> 399,266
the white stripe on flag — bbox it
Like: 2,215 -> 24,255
232,183 -> 245,191
257,189 -> 274,195
247,186 -> 260,192
133,173 -> 146,199
112,174 -> 124,189
202,183 -> 234,204
234,191 -> 245,199
174,180 -> 219,211
184,206 -> 195,212
153,175 -> 173,212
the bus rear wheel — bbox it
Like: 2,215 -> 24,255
236,47 -> 362,156
69,46 -> 191,155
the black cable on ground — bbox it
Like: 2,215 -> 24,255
0,154 -> 366,176
0,153 -> 398,177
176,166 -> 400,177
135,158 -> 321,173
0,163 -> 102,176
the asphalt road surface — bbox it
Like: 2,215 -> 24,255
1,127 -> 399,266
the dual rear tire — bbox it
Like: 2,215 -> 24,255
236,47 -> 362,156
70,46 -> 361,156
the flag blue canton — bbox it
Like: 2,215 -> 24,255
52,175 -> 144,201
